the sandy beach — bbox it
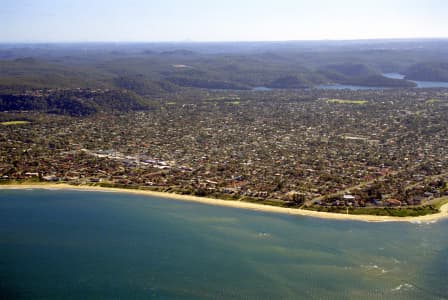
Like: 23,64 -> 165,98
1,183 -> 448,223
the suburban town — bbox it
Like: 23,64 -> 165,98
1,87 -> 448,215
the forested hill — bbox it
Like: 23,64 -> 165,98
0,89 -> 149,116
404,62 -> 448,82
0,39 -> 447,115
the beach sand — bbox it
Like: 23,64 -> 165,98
1,183 -> 447,223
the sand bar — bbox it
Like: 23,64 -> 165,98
1,183 -> 448,223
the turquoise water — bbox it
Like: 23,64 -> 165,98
0,189 -> 447,299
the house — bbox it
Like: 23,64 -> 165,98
43,175 -> 59,182
24,172 -> 39,177
423,192 -> 434,199
385,198 -> 401,207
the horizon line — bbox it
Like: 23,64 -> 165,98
1,37 -> 448,44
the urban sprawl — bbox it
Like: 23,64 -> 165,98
1,88 -> 448,214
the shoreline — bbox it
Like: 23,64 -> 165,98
1,183 -> 448,223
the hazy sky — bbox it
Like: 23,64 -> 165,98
1,0 -> 447,42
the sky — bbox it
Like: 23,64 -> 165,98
1,0 -> 447,42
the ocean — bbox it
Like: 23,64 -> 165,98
0,189 -> 447,299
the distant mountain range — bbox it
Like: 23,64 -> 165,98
1,39 -> 447,114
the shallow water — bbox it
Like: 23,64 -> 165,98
0,189 -> 447,299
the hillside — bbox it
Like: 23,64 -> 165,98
113,75 -> 179,95
0,89 -> 149,116
267,75 -> 311,89
321,63 -> 378,78
404,62 -> 448,82
0,40 -> 447,111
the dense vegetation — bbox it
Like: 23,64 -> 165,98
113,75 -> 178,95
166,76 -> 250,90
0,39 -> 447,115
405,62 -> 448,82
0,89 -> 149,116
1,40 -> 448,89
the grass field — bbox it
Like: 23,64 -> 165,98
205,96 -> 240,102
426,99 -> 443,104
432,196 -> 448,210
307,205 -> 439,217
327,99 -> 368,104
1,121 -> 30,126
